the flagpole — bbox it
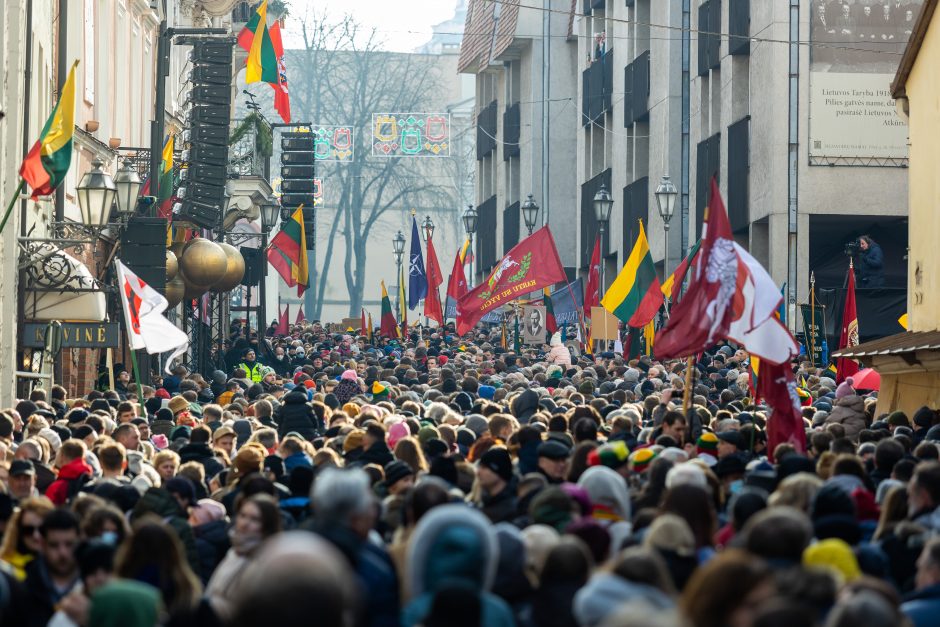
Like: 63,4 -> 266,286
0,180 -> 26,234
128,346 -> 145,401
810,271 -> 816,367
682,355 -> 695,412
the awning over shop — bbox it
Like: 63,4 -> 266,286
832,330 -> 940,359
22,243 -> 107,322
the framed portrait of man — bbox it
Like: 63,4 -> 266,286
522,305 -> 546,345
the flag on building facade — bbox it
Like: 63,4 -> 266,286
445,248 -> 468,320
115,260 -> 189,374
757,358 -> 807,460
661,239 -> 701,300
242,1 -> 279,84
268,21 -> 291,123
584,235 -> 601,320
424,236 -> 444,325
266,205 -> 309,296
20,60 -> 78,199
601,220 -> 663,328
408,216 -> 427,310
456,226 -> 567,335
655,179 -> 739,360
543,288 -> 558,334
837,262 -> 860,382
380,281 -> 398,338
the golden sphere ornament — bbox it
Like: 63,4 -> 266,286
178,237 -> 227,288
211,242 -> 246,293
166,250 -> 179,281
164,275 -> 185,308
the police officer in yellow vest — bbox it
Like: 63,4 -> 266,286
238,349 -> 264,383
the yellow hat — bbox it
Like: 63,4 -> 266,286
803,538 -> 861,584
372,381 -> 388,396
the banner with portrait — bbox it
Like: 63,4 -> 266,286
522,305 -> 547,345
808,0 -> 921,164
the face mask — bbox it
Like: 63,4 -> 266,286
100,531 -> 119,546
729,480 -> 744,496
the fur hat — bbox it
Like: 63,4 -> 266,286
168,396 -> 190,416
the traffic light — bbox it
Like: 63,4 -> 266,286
175,39 -> 233,229
280,132 -> 316,250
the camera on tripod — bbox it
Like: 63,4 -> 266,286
844,239 -> 862,256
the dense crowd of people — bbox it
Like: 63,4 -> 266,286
1,318 -> 940,627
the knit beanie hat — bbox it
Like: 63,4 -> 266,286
388,422 -> 410,449
587,441 -> 630,469
479,447 -> 514,483
629,448 -> 657,474
835,377 -> 855,400
887,411 -> 910,427
372,381 -> 389,400
697,432 -> 719,455
341,369 -> 358,381
802,538 -> 861,583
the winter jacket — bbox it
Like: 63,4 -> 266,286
269,355 -> 294,377
547,344 -> 572,366
193,519 -> 230,584
403,504 -> 515,627
358,441 -> 394,468
178,442 -> 225,480
276,390 -> 320,441
132,488 -> 201,579
205,549 -> 251,621
239,361 -> 264,383
23,557 -> 79,627
44,457 -> 93,506
903,583 -> 940,627
333,379 -> 362,405
824,394 -> 868,440
481,483 -> 518,524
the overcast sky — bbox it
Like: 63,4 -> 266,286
281,0 -> 461,52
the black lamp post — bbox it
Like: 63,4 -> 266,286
655,174 -> 678,278
593,183 -> 613,292
76,159 -> 117,231
521,193 -> 540,236
113,160 -> 142,218
462,205 -> 478,288
393,229 -> 406,313
421,215 -> 435,242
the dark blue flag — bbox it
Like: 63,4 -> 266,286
408,216 -> 427,310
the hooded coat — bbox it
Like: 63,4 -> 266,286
577,466 -> 633,556
44,457 -> 93,506
573,573 -> 674,627
547,334 -> 572,366
824,394 -> 868,440
403,504 -> 515,627
276,389 -> 320,441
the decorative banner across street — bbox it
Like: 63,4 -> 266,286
311,125 -> 354,162
372,113 -> 451,157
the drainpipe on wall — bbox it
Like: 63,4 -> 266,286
787,0 -> 799,328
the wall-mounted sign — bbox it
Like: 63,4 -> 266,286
22,322 -> 120,349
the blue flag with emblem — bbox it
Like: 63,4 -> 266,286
408,215 -> 427,310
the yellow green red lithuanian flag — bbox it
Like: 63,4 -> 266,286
20,60 -> 78,199
601,220 -> 663,328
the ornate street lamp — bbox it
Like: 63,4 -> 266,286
655,174 -> 678,277
76,159 -> 117,230
260,202 -> 280,233
462,205 -> 478,287
393,229 -> 406,312
113,160 -> 142,217
422,215 -> 435,242
593,183 -> 613,291
521,193 -> 540,235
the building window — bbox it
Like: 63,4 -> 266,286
477,196 -> 498,274
695,133 -> 721,238
503,201 -> 520,254
476,100 -> 498,160
727,117 -> 750,232
729,0 -> 750,56
697,0 -> 721,76
580,169 -> 612,268
623,177 -> 650,256
624,50 -> 650,127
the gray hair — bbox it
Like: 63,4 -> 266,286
311,467 -> 375,525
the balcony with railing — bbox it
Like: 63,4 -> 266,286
582,48 -> 613,126
228,114 -> 272,180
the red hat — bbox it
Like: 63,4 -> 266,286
304,379 -> 316,389
438,355 -> 449,366
155,389 -> 170,400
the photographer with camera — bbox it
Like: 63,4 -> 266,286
847,235 -> 884,287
